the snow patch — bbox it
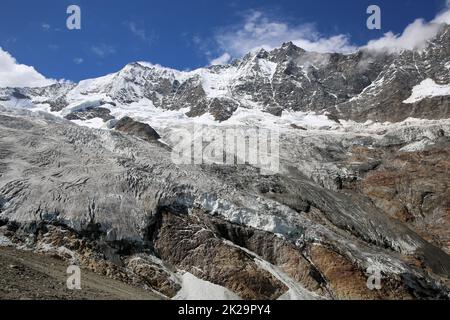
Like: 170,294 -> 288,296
258,59 -> 277,80
214,108 -> 338,130
198,193 -> 297,236
195,67 -> 237,98
173,272 -> 241,300
1,96 -> 36,110
403,79 -> 450,104
281,111 -> 338,129
0,235 -> 13,247
71,118 -> 106,129
399,139 -> 434,152
349,76 -> 385,102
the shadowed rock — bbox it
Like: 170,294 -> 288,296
65,107 -> 114,122
114,116 -> 161,142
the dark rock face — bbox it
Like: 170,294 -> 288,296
209,217 -> 328,296
11,90 -> 30,100
45,96 -> 69,112
65,107 -> 114,122
345,139 -> 450,254
330,26 -> 450,122
307,245 -> 413,300
208,98 -> 239,122
125,255 -> 181,297
151,210 -> 288,300
114,116 -> 161,142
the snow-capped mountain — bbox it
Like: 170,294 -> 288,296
1,24 -> 449,128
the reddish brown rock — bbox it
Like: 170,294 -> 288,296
151,210 -> 288,300
308,244 -> 413,300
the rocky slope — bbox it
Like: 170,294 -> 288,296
0,246 -> 160,300
0,106 -> 449,299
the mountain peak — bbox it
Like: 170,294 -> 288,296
434,23 -> 450,43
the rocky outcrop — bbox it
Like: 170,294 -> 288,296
114,116 -> 161,142
65,107 -> 114,122
307,244 -> 413,300
208,98 -> 239,122
151,210 -> 288,300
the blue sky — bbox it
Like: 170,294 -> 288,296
0,0 -> 448,83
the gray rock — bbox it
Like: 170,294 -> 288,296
65,107 -> 114,122
115,116 -> 161,142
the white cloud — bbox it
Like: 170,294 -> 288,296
91,44 -> 116,58
73,57 -> 84,65
433,1 -> 450,24
125,21 -> 156,45
213,3 -> 450,60
291,35 -> 357,54
365,4 -> 450,52
210,53 -> 231,66
0,47 -> 55,88
41,23 -> 51,31
214,11 -> 357,58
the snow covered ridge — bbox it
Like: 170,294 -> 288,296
174,272 -> 241,300
403,78 -> 450,103
118,59 -> 277,100
1,26 -> 449,131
